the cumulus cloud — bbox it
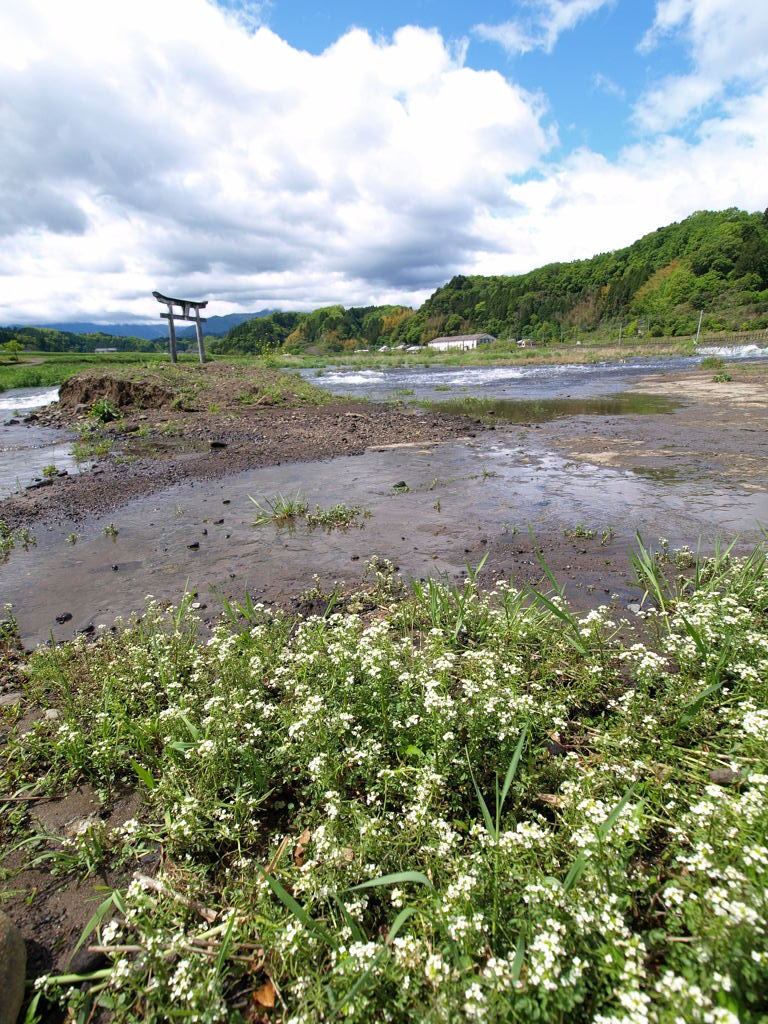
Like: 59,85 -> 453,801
635,0 -> 768,131
474,0 -> 614,56
0,0 -> 767,324
469,84 -> 768,278
0,0 -> 552,321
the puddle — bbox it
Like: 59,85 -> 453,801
421,392 -> 679,423
3,437 -> 767,645
0,424 -> 87,496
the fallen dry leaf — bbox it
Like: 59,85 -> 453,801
253,979 -> 276,1008
294,828 -> 312,867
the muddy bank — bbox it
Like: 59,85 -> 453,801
538,365 -> 768,490
1,361 -> 766,647
2,400 -> 481,527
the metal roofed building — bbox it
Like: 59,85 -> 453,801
427,333 -> 496,352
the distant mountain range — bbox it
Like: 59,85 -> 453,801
25,311 -> 275,341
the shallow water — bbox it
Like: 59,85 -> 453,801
302,346 -> 768,402
422,392 -> 679,423
0,386 -> 77,494
4,437 -> 767,644
0,385 -> 60,414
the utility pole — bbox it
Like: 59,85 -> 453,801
694,309 -> 703,346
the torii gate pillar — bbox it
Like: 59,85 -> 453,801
152,291 -> 209,364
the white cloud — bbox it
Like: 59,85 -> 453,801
592,72 -> 626,98
0,0 -> 551,321
474,0 -> 614,56
469,84 -> 768,278
0,0 -> 767,324
635,0 -> 768,131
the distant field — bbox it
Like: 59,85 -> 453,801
0,351 -> 197,394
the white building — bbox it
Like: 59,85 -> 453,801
427,333 -> 496,352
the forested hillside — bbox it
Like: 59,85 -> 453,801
216,207 -> 768,353
0,326 -> 162,353
415,208 -> 768,343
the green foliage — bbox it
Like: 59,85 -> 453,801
89,398 -> 118,423
0,325 -> 163,354
5,542 -> 768,1021
0,519 -> 36,562
408,208 -> 768,343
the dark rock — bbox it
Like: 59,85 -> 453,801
112,564 -> 119,571
67,947 -> 110,975
393,481 -> 407,489
26,479 -> 53,490
0,910 -> 26,1024
55,612 -> 73,624
6,418 -> 19,425
23,413 -> 39,423
209,440 -> 227,449
546,739 -> 568,757
213,518 -> 224,525
79,624 -> 95,636
187,542 -> 200,550
222,499 -> 231,505
709,768 -> 741,786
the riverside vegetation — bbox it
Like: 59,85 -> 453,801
2,538 -> 768,1023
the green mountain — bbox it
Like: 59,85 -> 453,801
216,207 -> 768,354
413,207 -> 768,343
0,326 -> 162,353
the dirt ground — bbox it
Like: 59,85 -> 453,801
1,360 -> 766,1017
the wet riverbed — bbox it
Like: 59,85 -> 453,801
0,387 -> 83,495
4,435 -> 767,645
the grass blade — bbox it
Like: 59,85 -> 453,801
350,870 -> 433,892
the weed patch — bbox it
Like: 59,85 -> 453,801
3,543 -> 768,1022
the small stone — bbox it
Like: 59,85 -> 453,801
55,612 -> 73,624
0,910 -> 25,1024
187,542 -> 200,550
627,603 -> 642,615
44,708 -> 61,721
709,768 -> 740,786
209,440 -> 227,449
0,692 -> 22,708
213,518 -> 224,525
79,624 -> 95,636
222,499 -> 231,505
112,564 -> 119,571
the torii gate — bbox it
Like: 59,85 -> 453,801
153,291 -> 208,364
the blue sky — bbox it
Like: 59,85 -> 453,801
265,0 -> 660,157
1,0 -> 767,322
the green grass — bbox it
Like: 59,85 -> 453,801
0,519 -> 36,562
2,540 -> 768,1022
249,493 -> 371,530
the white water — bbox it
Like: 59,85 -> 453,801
698,344 -> 767,359
0,385 -> 60,413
